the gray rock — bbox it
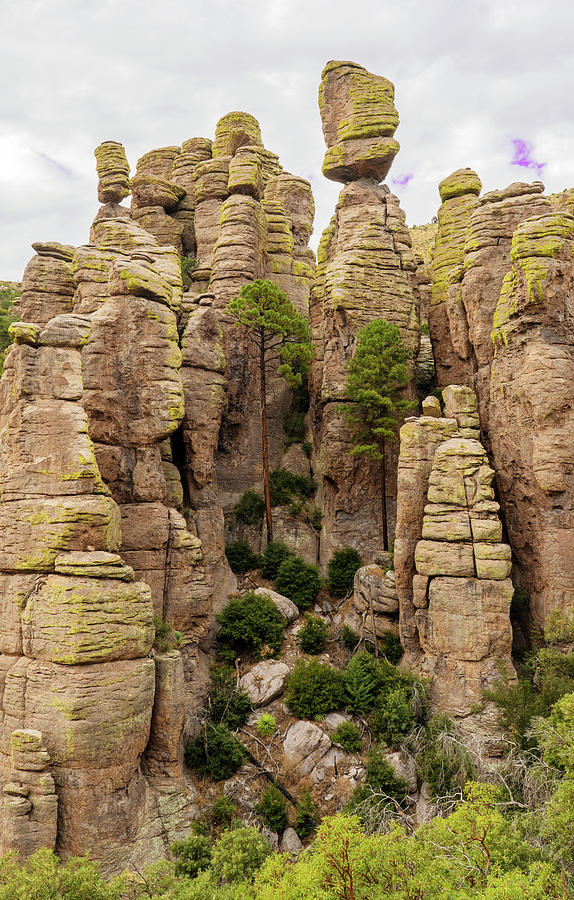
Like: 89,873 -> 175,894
253,587 -> 299,623
239,660 -> 290,707
280,826 -> 302,853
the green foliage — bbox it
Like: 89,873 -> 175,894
284,659 -> 346,720
370,684 -> 418,747
210,825 -> 271,884
0,847 -> 125,900
298,614 -> 329,654
332,721 -> 362,753
153,615 -> 183,653
341,625 -> 359,651
185,724 -> 247,781
260,541 -> 294,580
283,410 -> 306,447
302,441 -> 313,458
536,690 -> 574,775
420,320 -> 430,335
344,652 -> 399,715
326,547 -> 362,597
208,795 -> 237,831
207,666 -> 252,729
416,714 -> 475,799
340,319 -> 414,462
269,469 -> 315,506
365,744 -> 409,798
216,591 -> 286,659
256,713 -> 276,738
295,790 -> 317,840
225,540 -> 261,575
378,629 -> 404,664
255,784 -> 288,834
0,283 -> 18,374
545,609 -> 574,644
170,833 -> 213,878
226,280 -> 313,390
543,777 -> 574,869
274,556 -> 321,611
307,505 -> 322,531
234,490 -> 265,526
180,255 -> 199,290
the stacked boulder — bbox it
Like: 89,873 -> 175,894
310,60 -> 420,568
396,386 -> 514,716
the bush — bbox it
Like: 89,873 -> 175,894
295,790 -> 317,839
255,784 -> 288,834
378,629 -> 403,665
285,659 -> 346,720
365,744 -> 409,798
208,794 -> 237,830
370,685 -> 418,747
210,826 -> 271,884
416,714 -> 475,799
225,540 -> 261,574
170,833 -> 212,878
261,541 -> 294,580
274,556 -> 322,611
269,469 -> 315,506
185,724 -> 247,781
327,547 -> 362,597
341,625 -> 359,651
332,721 -> 362,753
180,255 -> 198,290
208,666 -> 252,729
344,652 -> 399,715
256,713 -> 276,738
153,616 -> 183,653
298,615 -> 329,654
234,490 -> 266,526
216,592 -> 286,659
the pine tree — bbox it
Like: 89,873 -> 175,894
341,319 -> 414,550
227,280 -> 313,543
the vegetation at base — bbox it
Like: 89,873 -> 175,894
284,658 -> 346,720
415,713 -> 475,799
269,469 -> 315,507
226,280 -> 313,544
379,629 -> 403,664
207,795 -> 237,831
180,255 -> 198,290
207,666 -> 252,730
185,723 -> 248,781
341,624 -> 360,651
260,541 -> 293,580
331,721 -> 362,753
326,546 -> 362,597
225,540 -> 261,575
294,790 -> 317,840
298,614 -> 329,654
255,713 -> 276,738
255,784 -> 288,834
153,616 -> 183,653
170,833 -> 212,878
234,490 -> 266,526
216,591 -> 286,659
273,556 -> 321,611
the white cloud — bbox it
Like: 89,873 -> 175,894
0,0 -> 573,278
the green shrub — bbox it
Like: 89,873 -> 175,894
208,666 -> 252,729
302,441 -> 313,458
298,614 -> 329,654
216,591 -> 286,659
332,721 -> 362,753
269,469 -> 315,506
307,506 -> 323,531
256,713 -> 276,738
208,794 -> 237,830
416,714 -> 474,799
180,255 -> 199,290
234,490 -> 266,526
378,630 -> 403,665
225,540 -> 261,574
170,833 -> 212,878
370,685 -> 418,747
185,724 -> 247,781
261,541 -> 294,580
153,615 -> 183,653
344,652 -> 398,715
420,321 -> 430,335
255,784 -> 288,834
544,609 -> 574,644
210,826 -> 271,884
326,547 -> 362,597
341,625 -> 359,651
295,790 -> 317,839
365,744 -> 409,798
274,556 -> 322,611
285,659 -> 346,720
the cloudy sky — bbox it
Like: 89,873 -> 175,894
1,0 -> 573,280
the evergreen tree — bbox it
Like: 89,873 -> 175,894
341,319 -> 414,550
227,280 -> 313,543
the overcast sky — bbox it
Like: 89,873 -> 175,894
1,0 -> 573,281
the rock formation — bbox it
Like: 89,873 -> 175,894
310,60 -> 420,567
395,385 -> 514,717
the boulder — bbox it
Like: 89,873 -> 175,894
240,660 -> 289,707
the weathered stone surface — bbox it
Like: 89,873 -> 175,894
20,243 -> 75,325
2,730 -> 57,857
212,112 -> 263,159
143,651 -> 185,778
319,61 -> 400,183
280,826 -> 302,853
94,141 -> 130,205
354,564 -> 399,614
283,721 -> 331,775
252,587 -> 298,622
239,660 -> 289,707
